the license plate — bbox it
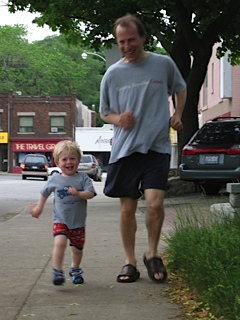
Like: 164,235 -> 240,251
32,166 -> 38,169
204,155 -> 219,164
79,165 -> 88,169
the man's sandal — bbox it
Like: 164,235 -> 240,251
69,267 -> 84,284
143,255 -> 167,283
117,264 -> 140,283
53,268 -> 65,285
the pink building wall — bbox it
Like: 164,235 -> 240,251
198,44 -> 240,124
232,66 -> 240,116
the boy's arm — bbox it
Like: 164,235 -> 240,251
68,187 -> 95,200
30,194 -> 48,219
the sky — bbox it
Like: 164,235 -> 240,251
0,1 -> 59,41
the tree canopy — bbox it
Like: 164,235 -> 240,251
5,0 -> 240,154
0,25 -> 105,125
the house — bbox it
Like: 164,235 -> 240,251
198,44 -> 240,124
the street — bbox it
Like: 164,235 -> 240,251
0,173 -> 229,224
0,174 -> 46,221
0,173 -> 105,222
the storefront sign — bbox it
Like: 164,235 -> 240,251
12,142 -> 57,152
0,132 -> 8,143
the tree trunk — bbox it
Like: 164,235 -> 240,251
176,45 -> 214,165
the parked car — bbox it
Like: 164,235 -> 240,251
179,117 -> 240,195
48,166 -> 62,175
21,154 -> 48,181
78,154 -> 102,181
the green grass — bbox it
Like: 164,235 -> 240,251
166,203 -> 240,320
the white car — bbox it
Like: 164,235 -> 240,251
77,154 -> 102,181
48,167 -> 62,175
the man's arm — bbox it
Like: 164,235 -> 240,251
170,88 -> 187,131
100,111 -> 135,129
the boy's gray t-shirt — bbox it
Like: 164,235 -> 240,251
40,172 -> 96,229
100,52 -> 186,164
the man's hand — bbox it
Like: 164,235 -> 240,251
118,111 -> 135,129
170,114 -> 183,131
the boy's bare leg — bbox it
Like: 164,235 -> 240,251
71,246 -> 83,268
52,235 -> 67,270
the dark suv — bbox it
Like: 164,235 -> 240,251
179,117 -> 240,195
21,154 -> 48,181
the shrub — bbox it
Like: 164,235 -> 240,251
166,205 -> 240,320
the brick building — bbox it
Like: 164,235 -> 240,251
0,90 -> 96,173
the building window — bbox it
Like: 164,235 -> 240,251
211,63 -> 214,94
19,116 -> 34,132
203,72 -> 208,107
50,116 -> 65,133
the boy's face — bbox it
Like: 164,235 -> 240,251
56,149 -> 80,177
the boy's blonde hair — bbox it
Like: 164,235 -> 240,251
53,140 -> 82,164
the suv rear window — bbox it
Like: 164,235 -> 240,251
192,122 -> 240,145
25,156 -> 46,164
81,156 -> 92,163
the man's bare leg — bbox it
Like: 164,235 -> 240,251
118,197 -> 138,281
144,188 -> 166,281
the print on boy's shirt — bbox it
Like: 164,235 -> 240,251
63,201 -> 76,205
57,186 -> 71,199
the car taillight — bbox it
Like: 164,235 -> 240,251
182,146 -> 196,155
227,145 -> 240,154
182,146 -> 236,155
181,146 -> 206,155
91,163 -> 96,168
21,163 -> 26,169
44,164 -> 48,169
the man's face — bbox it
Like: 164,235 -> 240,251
115,22 -> 146,63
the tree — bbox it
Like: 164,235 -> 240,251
6,0 -> 240,156
0,25 -> 105,126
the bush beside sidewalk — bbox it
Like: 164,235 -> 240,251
165,198 -> 240,320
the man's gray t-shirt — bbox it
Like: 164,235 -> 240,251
100,52 -> 186,164
40,173 -> 96,229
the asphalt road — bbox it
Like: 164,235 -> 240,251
0,173 -> 229,223
0,173 -> 106,222
0,173 -> 47,221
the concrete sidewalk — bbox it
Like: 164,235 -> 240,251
0,185 -> 185,320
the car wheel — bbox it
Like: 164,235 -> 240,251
44,176 -> 48,181
200,183 -> 222,195
93,175 -> 98,181
22,175 -> 26,180
91,171 -> 98,181
51,170 -> 60,175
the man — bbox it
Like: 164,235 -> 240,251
100,14 -> 187,283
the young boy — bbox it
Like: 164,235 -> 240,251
30,140 -> 96,285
